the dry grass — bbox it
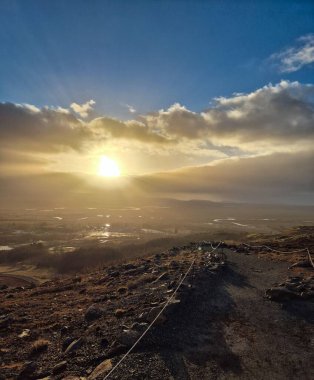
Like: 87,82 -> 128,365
30,339 -> 50,355
127,274 -> 157,290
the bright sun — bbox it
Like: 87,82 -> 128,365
98,156 -> 121,177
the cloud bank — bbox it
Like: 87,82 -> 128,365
139,150 -> 314,204
0,80 -> 313,203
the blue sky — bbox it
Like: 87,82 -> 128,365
1,0 -> 314,119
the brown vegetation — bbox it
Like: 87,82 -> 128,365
30,339 -> 50,356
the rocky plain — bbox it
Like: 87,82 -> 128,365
1,226 -> 314,380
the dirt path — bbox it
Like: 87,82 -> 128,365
111,249 -> 314,379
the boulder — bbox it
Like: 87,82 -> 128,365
118,329 -> 140,347
85,305 -> 105,322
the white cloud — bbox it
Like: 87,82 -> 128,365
270,34 -> 314,73
141,81 -> 314,153
70,99 -> 95,117
126,104 -> 136,114
18,103 -> 40,113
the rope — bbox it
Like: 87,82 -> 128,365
243,242 -> 307,254
306,248 -> 314,269
243,243 -> 314,269
103,241 -> 222,379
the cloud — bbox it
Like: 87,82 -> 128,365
141,81 -> 314,151
143,103 -> 209,139
0,102 -> 91,153
125,104 -> 136,114
90,117 -> 169,144
202,81 -> 314,147
270,34 -> 314,73
139,150 -> 314,204
70,99 -> 95,117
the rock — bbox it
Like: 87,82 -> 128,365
106,342 -> 128,358
170,260 -> 179,268
52,360 -> 67,374
88,359 -> 112,379
18,329 -> 30,338
93,295 -> 108,303
131,322 -> 148,331
164,299 -> 180,315
85,305 -> 105,322
118,329 -> 140,347
0,315 -> 12,329
60,326 -> 70,335
136,265 -> 146,274
144,307 -> 167,324
301,291 -> 314,299
64,337 -> 84,354
109,271 -> 119,278
62,337 -> 75,351
123,263 -> 136,270
265,287 -> 300,301
114,308 -> 126,318
18,361 -> 37,379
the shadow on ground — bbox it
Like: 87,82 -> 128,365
136,264 -> 252,379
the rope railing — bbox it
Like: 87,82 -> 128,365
242,243 -> 314,269
103,241 -> 222,379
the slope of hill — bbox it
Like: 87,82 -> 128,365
0,228 -> 313,379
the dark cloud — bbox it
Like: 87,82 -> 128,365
0,102 -> 91,152
139,150 -> 314,204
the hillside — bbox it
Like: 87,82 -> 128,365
1,227 -> 314,380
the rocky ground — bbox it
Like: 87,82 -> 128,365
0,227 -> 314,380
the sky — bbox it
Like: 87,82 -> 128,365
0,0 -> 314,205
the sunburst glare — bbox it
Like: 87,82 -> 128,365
98,156 -> 120,177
